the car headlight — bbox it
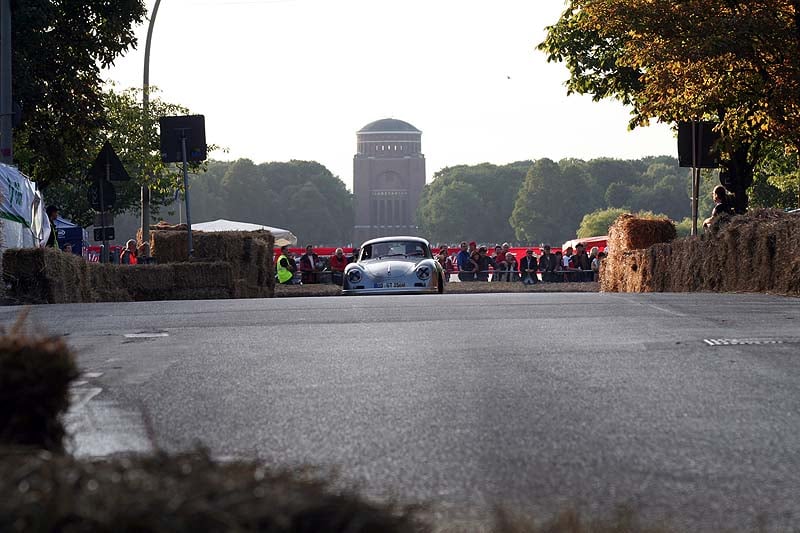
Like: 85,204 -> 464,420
347,269 -> 362,283
416,265 -> 432,280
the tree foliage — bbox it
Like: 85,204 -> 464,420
416,162 -> 530,243
183,159 -> 354,245
42,87 -> 209,227
540,0 -> 800,209
11,1 -> 147,189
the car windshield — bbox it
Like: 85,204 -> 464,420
360,241 -> 430,260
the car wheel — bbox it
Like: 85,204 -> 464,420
437,274 -> 444,294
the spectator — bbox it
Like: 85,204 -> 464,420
63,243 -> 73,255
120,239 -> 138,265
475,246 -> 493,282
456,241 -> 476,281
501,252 -> 518,282
592,251 -> 606,281
703,185 -> 735,228
45,205 -> 59,249
349,247 -> 360,263
519,248 -> 538,285
491,245 -> 505,281
276,244 -> 296,284
299,244 -> 321,284
562,246 -> 574,270
329,247 -> 348,285
444,246 -> 458,282
571,242 -> 592,280
554,250 -> 564,281
538,244 -> 559,282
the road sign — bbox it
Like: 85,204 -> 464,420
94,212 -> 114,228
93,227 -> 115,242
88,180 -> 116,211
159,115 -> 207,163
89,141 -> 130,182
677,121 -> 720,168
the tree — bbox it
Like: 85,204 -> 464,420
40,87 -> 206,227
11,1 -> 147,189
510,159 -> 592,244
577,208 -> 628,238
417,180 -> 485,243
540,0 -> 800,211
415,161 -> 530,243
186,159 -> 354,245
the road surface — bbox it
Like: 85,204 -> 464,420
3,292 -> 799,530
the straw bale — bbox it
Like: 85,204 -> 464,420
2,248 -> 90,304
608,213 -> 677,252
0,313 -> 79,451
0,451 -> 422,533
603,209 -> 800,295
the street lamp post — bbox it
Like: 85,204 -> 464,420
141,0 -> 162,258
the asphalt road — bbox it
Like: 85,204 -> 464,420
3,292 -> 799,531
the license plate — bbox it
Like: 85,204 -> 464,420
375,282 -> 405,288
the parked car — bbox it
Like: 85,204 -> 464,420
342,236 -> 444,295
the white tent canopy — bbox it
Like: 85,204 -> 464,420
192,219 -> 297,246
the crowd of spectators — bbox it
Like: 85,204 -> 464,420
437,240 -> 603,284
277,240 -> 605,286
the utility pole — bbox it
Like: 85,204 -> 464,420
0,0 -> 13,165
141,0 -> 162,259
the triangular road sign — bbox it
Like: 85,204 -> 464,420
89,141 -> 131,182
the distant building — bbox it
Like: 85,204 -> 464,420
352,118 -> 426,244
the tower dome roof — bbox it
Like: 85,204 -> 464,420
358,118 -> 421,133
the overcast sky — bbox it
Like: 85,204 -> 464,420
106,0 -> 677,190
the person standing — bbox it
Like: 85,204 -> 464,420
475,246 -> 493,282
120,239 -> 138,264
456,241 -> 475,281
519,249 -> 538,285
538,245 -> 558,282
329,247 -> 348,285
45,205 -> 59,249
299,244 -> 321,284
571,243 -> 592,281
276,244 -> 296,284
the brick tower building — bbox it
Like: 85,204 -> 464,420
352,118 -> 426,244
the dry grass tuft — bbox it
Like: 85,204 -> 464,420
0,311 -> 78,452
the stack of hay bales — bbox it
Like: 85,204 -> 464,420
601,214 -> 677,292
601,210 -> 800,295
2,248 -> 92,304
147,227 -> 274,299
2,250 -> 237,304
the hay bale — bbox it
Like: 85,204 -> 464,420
603,209 -> 800,295
0,451 -> 422,533
2,248 -> 90,304
608,213 -> 677,252
149,230 -> 274,298
0,314 -> 78,452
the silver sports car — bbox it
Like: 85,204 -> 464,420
342,236 -> 444,295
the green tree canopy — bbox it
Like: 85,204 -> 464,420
185,159 -> 354,245
539,0 -> 800,210
11,1 -> 146,189
509,158 -> 593,244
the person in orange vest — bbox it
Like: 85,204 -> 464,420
120,239 -> 138,264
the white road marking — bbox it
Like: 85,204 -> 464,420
83,371 -> 104,379
124,332 -> 169,338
